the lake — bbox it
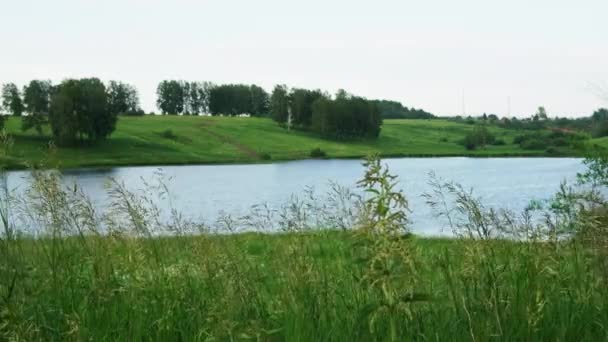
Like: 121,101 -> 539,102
3,157 -> 586,236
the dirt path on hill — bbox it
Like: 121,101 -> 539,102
198,122 -> 260,159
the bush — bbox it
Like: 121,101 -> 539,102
463,135 -> 477,150
121,109 -> 146,116
513,134 -> 529,144
461,125 -> 495,150
160,129 -> 177,140
546,147 -> 558,154
310,147 -> 327,158
491,138 -> 506,146
439,137 -> 448,143
258,152 -> 272,160
520,138 -> 547,150
552,137 -> 569,147
0,115 -> 6,131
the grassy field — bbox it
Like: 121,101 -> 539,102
2,231 -> 607,340
0,116 -> 582,169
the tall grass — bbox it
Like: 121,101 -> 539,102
0,151 -> 607,340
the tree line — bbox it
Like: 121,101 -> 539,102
372,99 -> 435,119
270,87 -> 382,139
1,78 -> 435,144
156,81 -> 385,138
156,81 -> 269,116
1,79 -> 142,145
448,106 -> 608,138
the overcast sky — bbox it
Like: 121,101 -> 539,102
1,0 -> 607,117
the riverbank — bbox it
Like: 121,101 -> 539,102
0,116 -> 588,170
2,230 -> 606,340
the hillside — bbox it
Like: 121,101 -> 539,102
0,116 -> 585,169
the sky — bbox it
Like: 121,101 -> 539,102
1,0 -> 607,117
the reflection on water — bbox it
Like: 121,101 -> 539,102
3,157 -> 585,236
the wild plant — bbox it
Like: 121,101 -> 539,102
354,155 -> 423,340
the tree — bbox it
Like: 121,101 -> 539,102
49,78 -> 116,146
537,106 -> 548,120
462,124 -> 495,150
592,108 -> 608,122
1,83 -> 24,117
184,81 -> 214,115
181,81 -> 192,115
311,93 -> 382,139
270,85 -> 289,123
249,85 -> 269,117
208,84 -> 252,115
370,100 -> 435,119
107,81 -> 140,116
156,80 -> 184,115
289,88 -> 324,127
186,82 -> 203,115
22,80 -> 53,134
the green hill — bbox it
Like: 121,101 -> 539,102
0,116 -> 585,170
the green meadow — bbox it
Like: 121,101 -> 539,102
3,231 -> 607,341
0,116 -> 584,170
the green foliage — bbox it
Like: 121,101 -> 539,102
258,151 -> 271,160
309,147 -> 326,158
371,99 -> 434,119
49,78 -> 117,146
160,129 -> 177,140
514,130 -> 588,151
270,84 -> 289,124
249,84 -> 270,117
311,92 -> 382,139
208,83 -> 268,116
520,138 -> 547,150
22,80 -> 52,134
1,83 -> 24,117
156,80 -> 185,114
107,81 -> 140,116
289,88 -> 324,127
491,138 -> 506,145
461,124 -> 495,150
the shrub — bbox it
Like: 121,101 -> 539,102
258,152 -> 272,160
439,137 -> 448,143
310,147 -> 327,158
463,135 -> 477,150
513,134 -> 529,144
552,137 -> 569,147
461,125 -> 495,150
491,138 -> 506,146
520,138 -> 547,150
546,147 -> 558,154
160,129 -> 177,140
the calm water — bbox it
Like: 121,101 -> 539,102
4,157 -> 585,236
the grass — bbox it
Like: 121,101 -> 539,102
2,231 -> 607,340
0,116 -> 585,170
